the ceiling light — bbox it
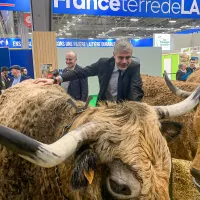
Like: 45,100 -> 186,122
67,21 -> 69,23
88,38 -> 94,39
169,20 -> 176,23
196,25 -> 200,27
130,18 -> 139,22
72,24 -> 75,25
78,18 -> 81,21
65,33 -> 72,36
72,16 -> 75,18
137,28 -> 139,30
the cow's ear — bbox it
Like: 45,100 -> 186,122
160,121 -> 183,142
71,148 -> 98,189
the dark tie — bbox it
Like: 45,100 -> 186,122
117,70 -> 123,102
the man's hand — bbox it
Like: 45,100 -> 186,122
34,78 -> 54,85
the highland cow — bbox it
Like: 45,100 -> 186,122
163,71 -> 200,193
0,80 -> 200,200
142,74 -> 199,160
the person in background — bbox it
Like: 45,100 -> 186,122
187,58 -> 196,74
9,65 -> 29,87
21,67 -> 31,79
176,63 -> 187,81
60,51 -> 88,102
34,39 -> 144,103
180,59 -> 197,81
1,67 -> 12,89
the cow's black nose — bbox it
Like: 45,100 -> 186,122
109,178 -> 131,195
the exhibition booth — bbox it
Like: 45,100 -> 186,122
0,0 -> 200,92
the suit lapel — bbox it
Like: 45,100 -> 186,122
103,58 -> 115,91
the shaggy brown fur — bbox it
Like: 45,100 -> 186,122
190,106 -> 200,171
186,68 -> 200,83
0,80 -> 84,200
173,159 -> 200,200
142,75 -> 199,161
0,80 -> 172,200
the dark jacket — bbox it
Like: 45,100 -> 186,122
61,57 -> 144,102
9,75 -> 29,87
1,75 -> 12,89
186,67 -> 196,74
176,70 -> 186,81
62,64 -> 88,102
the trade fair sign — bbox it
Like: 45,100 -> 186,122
153,34 -> 171,50
0,0 -> 200,19
0,38 -> 153,48
53,0 -> 200,18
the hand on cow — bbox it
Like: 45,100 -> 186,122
34,78 -> 54,85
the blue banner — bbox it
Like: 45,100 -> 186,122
0,38 -> 32,48
0,0 -> 30,12
0,0 -> 200,19
175,28 -> 200,34
0,38 -> 153,48
53,0 -> 200,19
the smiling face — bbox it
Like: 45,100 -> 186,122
113,39 -> 133,71
66,51 -> 77,69
113,51 -> 132,70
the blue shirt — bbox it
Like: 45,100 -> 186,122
12,74 -> 21,86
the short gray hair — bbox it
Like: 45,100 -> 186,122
114,39 -> 133,54
178,63 -> 184,69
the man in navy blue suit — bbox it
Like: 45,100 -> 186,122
9,65 -> 29,87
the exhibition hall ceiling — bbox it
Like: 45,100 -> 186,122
0,11 -> 200,39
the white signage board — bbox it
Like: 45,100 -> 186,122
154,34 -> 171,50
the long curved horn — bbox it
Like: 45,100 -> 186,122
154,84 -> 200,119
164,70 -> 192,98
0,122 -> 105,168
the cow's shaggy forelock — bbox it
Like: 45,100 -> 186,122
0,80 -> 171,200
71,102 -> 171,199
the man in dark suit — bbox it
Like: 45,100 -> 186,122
9,65 -> 29,87
35,39 -> 144,102
61,51 -> 88,102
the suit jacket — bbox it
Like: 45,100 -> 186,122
9,75 -> 29,88
61,57 -> 144,102
62,64 -> 88,102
